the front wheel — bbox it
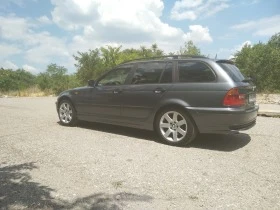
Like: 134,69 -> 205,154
155,108 -> 197,146
58,100 -> 77,126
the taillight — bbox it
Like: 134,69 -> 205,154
223,88 -> 245,106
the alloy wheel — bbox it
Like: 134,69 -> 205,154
159,111 -> 187,142
59,102 -> 73,124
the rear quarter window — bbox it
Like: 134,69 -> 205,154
218,63 -> 245,82
178,61 -> 216,82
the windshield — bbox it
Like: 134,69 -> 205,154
218,63 -> 245,82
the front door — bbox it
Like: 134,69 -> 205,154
88,65 -> 133,119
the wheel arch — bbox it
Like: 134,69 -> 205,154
57,96 -> 76,111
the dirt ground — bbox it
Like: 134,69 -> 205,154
257,94 -> 280,104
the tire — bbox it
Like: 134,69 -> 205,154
155,108 -> 197,146
58,100 -> 77,126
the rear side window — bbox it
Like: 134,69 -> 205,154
218,63 -> 245,82
131,62 -> 172,84
178,61 -> 216,82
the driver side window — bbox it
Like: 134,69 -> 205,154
98,66 -> 132,86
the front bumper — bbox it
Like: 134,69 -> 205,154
187,105 -> 259,134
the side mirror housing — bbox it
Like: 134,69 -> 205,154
88,80 -> 95,87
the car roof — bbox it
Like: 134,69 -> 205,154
120,55 -> 233,65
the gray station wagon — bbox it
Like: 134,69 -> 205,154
56,55 -> 259,146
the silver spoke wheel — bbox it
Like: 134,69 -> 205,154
159,111 -> 187,142
59,102 -> 73,124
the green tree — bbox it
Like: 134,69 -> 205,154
151,43 -> 164,56
268,32 -> 280,48
179,41 -> 201,55
37,64 -> 70,95
234,33 -> 280,92
67,74 -> 81,89
74,49 -> 104,84
0,68 -> 35,92
100,45 -> 122,68
138,44 -> 164,58
73,44 -> 166,85
118,48 -> 142,62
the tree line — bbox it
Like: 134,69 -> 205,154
0,34 -> 279,95
234,33 -> 280,92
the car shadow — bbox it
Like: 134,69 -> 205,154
76,121 -> 158,142
189,133 -> 251,152
61,121 -> 251,152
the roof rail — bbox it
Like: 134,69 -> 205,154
121,54 -> 207,64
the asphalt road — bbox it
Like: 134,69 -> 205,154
0,97 -> 280,210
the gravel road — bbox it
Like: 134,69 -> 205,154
1,97 -> 280,210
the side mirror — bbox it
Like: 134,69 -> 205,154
88,80 -> 95,87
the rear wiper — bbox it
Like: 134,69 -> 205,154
242,78 -> 253,82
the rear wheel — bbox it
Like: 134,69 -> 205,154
58,100 -> 77,126
155,108 -> 197,146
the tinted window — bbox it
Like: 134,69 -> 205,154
159,62 -> 173,83
131,62 -> 165,84
98,66 -> 132,86
218,63 -> 245,82
178,61 -> 216,82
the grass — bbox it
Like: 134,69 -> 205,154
0,86 -> 54,97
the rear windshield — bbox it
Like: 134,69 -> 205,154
218,62 -> 245,82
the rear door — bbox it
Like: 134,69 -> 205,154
171,60 -> 219,107
120,61 -> 174,120
217,61 -> 257,108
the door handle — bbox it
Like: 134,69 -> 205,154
154,88 -> 165,94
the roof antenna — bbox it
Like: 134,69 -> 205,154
215,54 -> 217,59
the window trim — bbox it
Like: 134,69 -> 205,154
158,61 -> 174,84
175,60 -> 217,83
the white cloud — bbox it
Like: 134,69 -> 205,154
22,64 -> 37,73
51,0 -> 213,54
231,15 -> 280,36
0,60 -> 18,70
37,15 -> 52,24
24,32 -> 69,65
170,0 -> 230,20
235,40 -> 251,52
0,15 -> 70,70
0,15 -> 30,41
0,43 -> 21,58
218,40 -> 251,59
184,25 -> 213,43
51,0 -> 100,31
1,1 -> 214,73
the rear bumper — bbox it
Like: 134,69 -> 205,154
187,105 -> 259,134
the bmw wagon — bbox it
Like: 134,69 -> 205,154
56,55 -> 258,146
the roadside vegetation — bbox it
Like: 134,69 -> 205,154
1,33 -> 279,96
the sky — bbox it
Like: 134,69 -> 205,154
0,0 -> 279,74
